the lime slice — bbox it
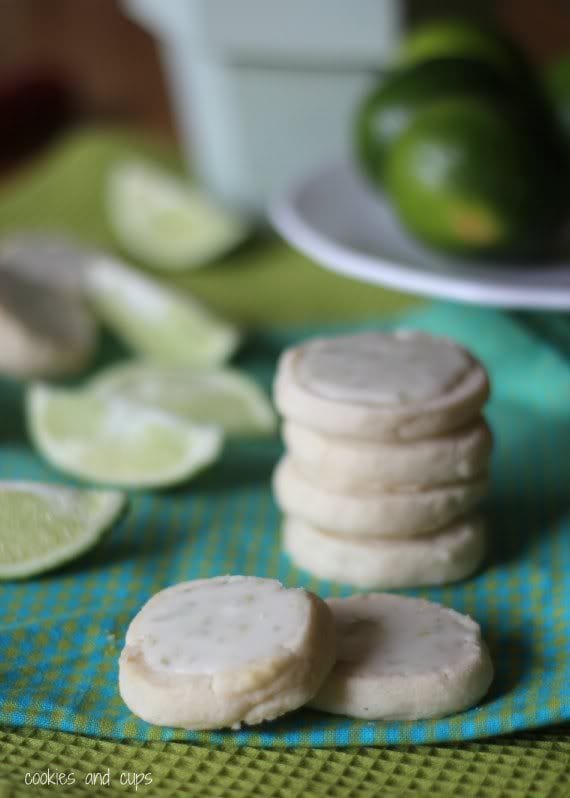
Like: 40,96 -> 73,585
86,256 -> 239,367
27,383 -> 223,489
106,159 -> 249,271
0,482 -> 125,579
88,361 -> 276,437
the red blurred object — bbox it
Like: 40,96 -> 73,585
0,71 -> 76,170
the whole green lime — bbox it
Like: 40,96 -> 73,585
544,54 -> 570,147
398,18 -> 567,167
398,18 -> 532,84
355,57 -> 513,185
384,96 -> 564,258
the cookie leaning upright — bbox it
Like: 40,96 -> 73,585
273,330 -> 493,590
119,576 -> 336,730
309,593 -> 494,720
274,331 -> 489,441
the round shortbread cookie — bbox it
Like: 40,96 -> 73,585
0,231 -> 94,297
310,594 -> 493,720
274,331 -> 489,441
273,456 -> 486,538
283,417 -> 492,490
0,270 -> 96,378
119,576 -> 336,730
283,515 -> 485,589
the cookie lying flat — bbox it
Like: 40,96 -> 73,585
119,576 -> 336,730
0,270 -> 96,378
283,417 -> 492,490
283,515 -> 485,589
310,594 -> 493,720
274,331 -> 489,442
273,456 -> 486,538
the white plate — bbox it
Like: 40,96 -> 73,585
269,160 -> 570,310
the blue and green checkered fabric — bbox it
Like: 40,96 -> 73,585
1,300 -> 569,747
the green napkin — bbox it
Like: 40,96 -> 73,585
0,126 -> 416,326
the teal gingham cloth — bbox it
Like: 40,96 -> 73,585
1,301 -> 569,747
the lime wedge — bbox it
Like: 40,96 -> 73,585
27,383 -> 223,489
0,482 -> 125,579
88,361 -> 276,437
106,159 -> 249,271
86,256 -> 239,367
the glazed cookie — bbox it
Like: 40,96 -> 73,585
0,270 -> 96,378
310,594 -> 493,720
283,417 -> 492,490
274,331 -> 489,442
119,576 -> 336,730
283,515 -> 485,589
0,231 -> 93,297
273,456 -> 486,538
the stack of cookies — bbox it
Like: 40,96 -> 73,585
272,330 -> 493,589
